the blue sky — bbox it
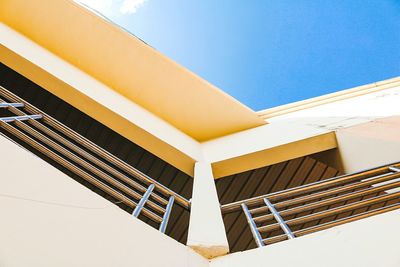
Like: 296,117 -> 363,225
79,0 -> 400,111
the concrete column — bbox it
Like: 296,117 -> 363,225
187,161 -> 229,259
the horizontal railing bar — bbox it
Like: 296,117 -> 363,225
32,119 -> 168,206
0,115 -> 42,123
1,101 -> 170,207
258,191 -> 400,233
249,206 -> 269,216
253,178 -> 400,223
263,203 -> 400,245
0,121 -> 162,223
271,172 -> 400,211
222,163 -> 400,213
250,172 -> 396,216
295,203 -> 400,236
13,120 -> 166,214
263,234 -> 287,245
0,103 -> 24,108
0,86 -> 190,209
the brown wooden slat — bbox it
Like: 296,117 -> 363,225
225,169 -> 271,251
219,167 -> 271,250
272,157 -> 305,192
298,169 -> 341,229
168,179 -> 192,242
220,171 -> 255,205
216,174 -> 238,202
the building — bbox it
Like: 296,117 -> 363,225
1,1 -> 399,266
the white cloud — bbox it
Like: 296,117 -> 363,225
77,0 -> 147,16
119,0 -> 147,14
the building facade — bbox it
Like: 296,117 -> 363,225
1,1 -> 399,266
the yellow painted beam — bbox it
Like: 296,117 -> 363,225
212,132 -> 338,179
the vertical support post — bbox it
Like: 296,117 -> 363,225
159,195 -> 174,233
241,203 -> 264,248
132,184 -> 155,217
263,198 -> 295,239
187,162 -> 229,259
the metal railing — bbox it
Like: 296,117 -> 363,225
0,85 -> 190,233
221,163 -> 400,247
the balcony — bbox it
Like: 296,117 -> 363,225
0,63 -> 192,243
221,162 -> 400,249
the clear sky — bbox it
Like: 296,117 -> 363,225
78,0 -> 400,111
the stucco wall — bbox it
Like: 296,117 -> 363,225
336,116 -> 400,173
211,209 -> 400,267
0,135 -> 207,267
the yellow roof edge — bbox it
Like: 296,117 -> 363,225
258,76 -> 400,120
73,0 -> 258,116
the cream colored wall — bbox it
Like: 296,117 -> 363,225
336,116 -> 400,173
0,135 -> 208,267
210,209 -> 400,267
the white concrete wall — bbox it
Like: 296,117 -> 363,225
0,135 -> 208,267
211,209 -> 400,267
336,116 -> 400,173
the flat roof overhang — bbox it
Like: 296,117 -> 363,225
0,0 -> 265,142
211,132 -> 338,178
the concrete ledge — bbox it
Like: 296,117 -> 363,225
211,209 -> 400,267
